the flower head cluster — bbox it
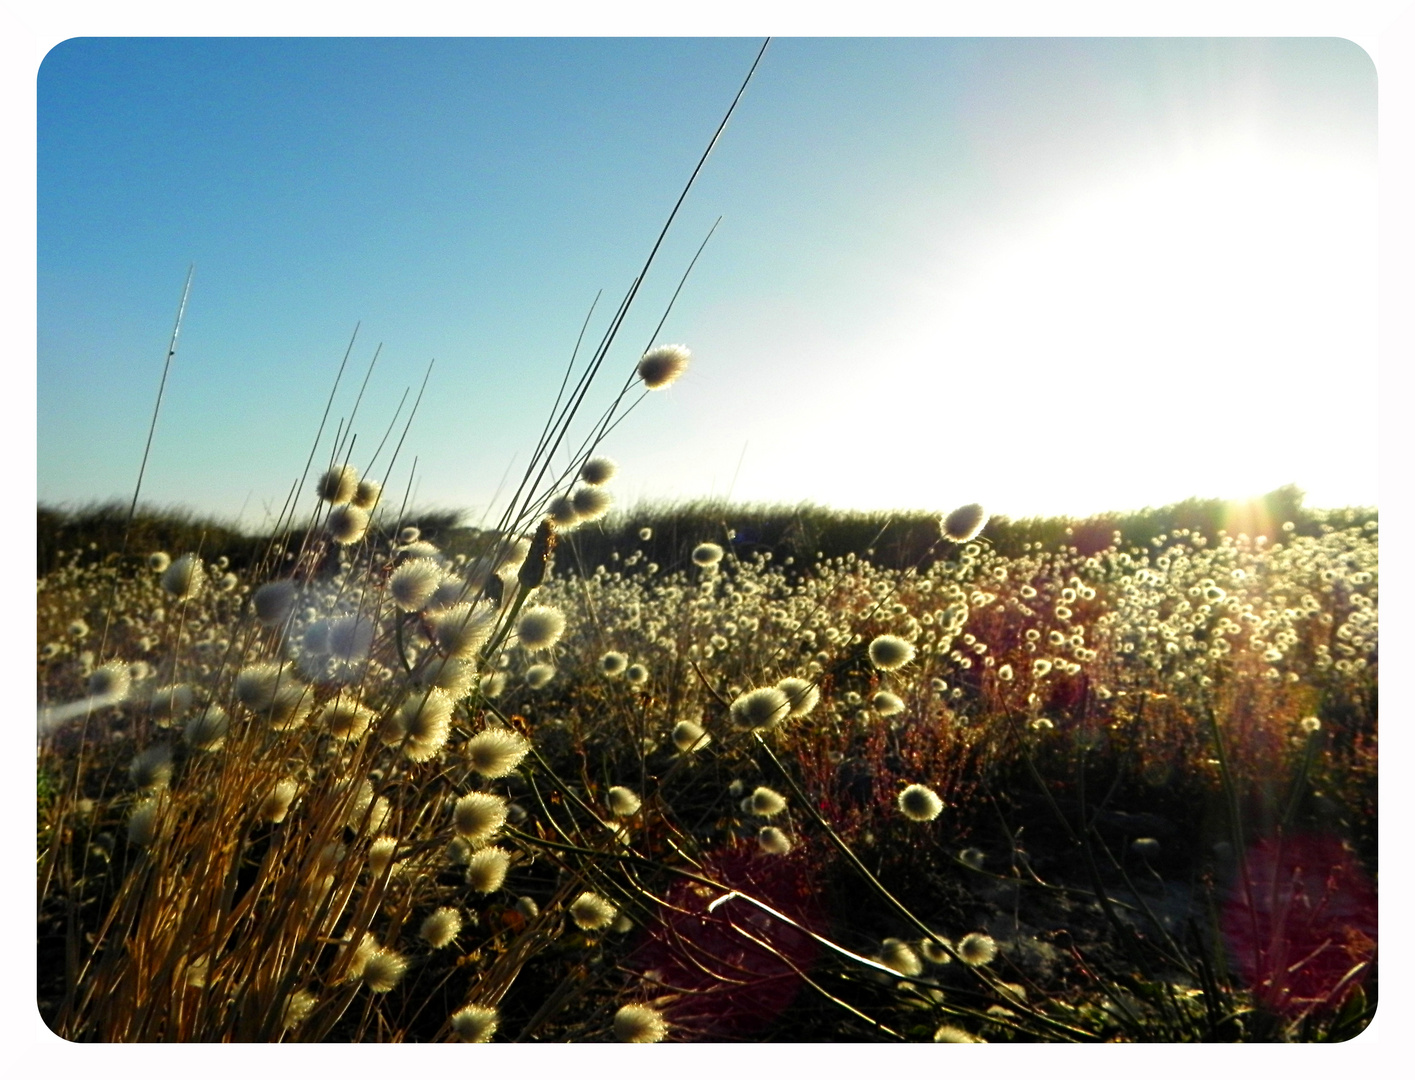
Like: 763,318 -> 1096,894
465,847 -> 511,893
776,677 -> 820,718
941,502 -> 988,543
672,720 -> 710,752
465,728 -> 531,778
569,891 -> 617,930
580,457 -> 617,486
730,687 -> 791,731
452,790 -> 508,844
614,1003 -> 669,1043
451,1004 -> 499,1042
692,542 -> 724,567
868,634 -> 916,671
898,783 -> 943,822
957,932 -> 997,966
161,554 -> 204,600
420,907 -> 463,949
317,464 -> 360,505
516,606 -> 567,651
637,344 -> 690,389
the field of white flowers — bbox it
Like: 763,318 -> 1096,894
36,457 -> 1378,1041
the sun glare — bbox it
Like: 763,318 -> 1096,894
859,145 -> 1377,517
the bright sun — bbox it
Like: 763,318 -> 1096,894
867,146 -> 1377,517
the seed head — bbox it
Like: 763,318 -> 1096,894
367,837 -> 398,878
183,704 -> 230,751
957,932 -> 997,966
607,786 -> 641,816
233,662 -> 283,709
317,464 -> 359,505
525,663 -> 556,689
518,519 -> 557,590
516,605 -> 567,651
1300,716 -> 1322,734
730,687 -> 791,731
749,786 -> 787,817
420,907 -> 463,949
692,542 -> 724,567
465,728 -> 531,778
89,661 -> 132,702
599,651 -> 629,676
452,791 -> 508,845
465,846 -> 511,893
281,990 -> 317,1031
398,541 -> 442,565
776,677 -> 820,718
933,1025 -> 983,1043
671,719 -> 710,752
259,779 -> 299,823
235,663 -> 310,729
571,485 -> 612,522
868,634 -> 916,671
351,478 -> 382,510
127,794 -> 168,846
637,344 -> 691,389
920,936 -> 953,965
388,689 -> 453,762
361,948 -> 407,993
128,744 -> 172,790
320,697 -> 373,741
148,551 -> 171,571
580,456 -> 617,486
360,796 -> 391,835
546,494 -> 580,528
150,683 -> 194,721
416,655 -> 477,697
253,580 -> 298,627
326,505 -> 369,545
614,1003 -> 669,1043
390,558 -> 443,612
758,826 -> 792,855
880,938 -> 923,977
898,783 -> 943,822
626,663 -> 649,685
161,554 -> 204,599
569,891 -> 616,930
942,503 -> 988,543
433,602 -> 496,659
451,1004 -> 499,1042
325,616 -> 374,664
872,691 -> 905,717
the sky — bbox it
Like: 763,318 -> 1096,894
36,35 -> 1381,527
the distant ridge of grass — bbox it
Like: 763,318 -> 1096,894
36,501 -> 467,577
546,484 -> 1377,577
39,484 -> 1376,579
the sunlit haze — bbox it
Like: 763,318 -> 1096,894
37,37 -> 1377,528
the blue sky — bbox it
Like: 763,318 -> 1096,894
37,36 -> 1379,527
